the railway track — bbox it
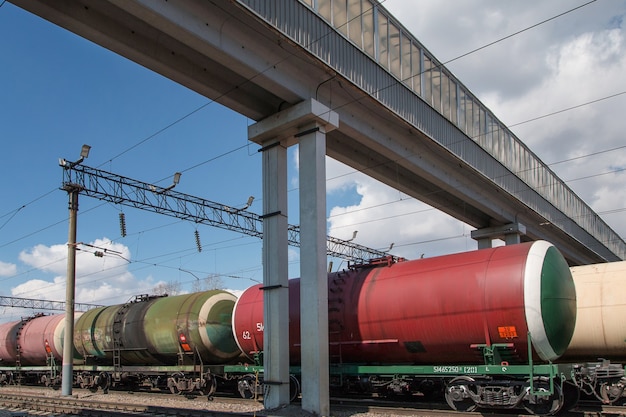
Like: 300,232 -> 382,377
1,388 -> 625,417
0,390 -> 259,417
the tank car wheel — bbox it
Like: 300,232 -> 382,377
168,372 -> 184,395
445,376 -> 477,412
203,376 -> 217,400
289,374 -> 301,402
561,380 -> 580,412
597,381 -> 625,404
238,374 -> 259,399
92,372 -> 111,394
522,378 -> 563,416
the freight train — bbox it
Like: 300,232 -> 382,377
0,291 -> 241,396
0,241 -> 623,415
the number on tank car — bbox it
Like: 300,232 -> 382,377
433,366 -> 460,373
463,366 -> 478,374
242,331 -> 252,340
256,322 -> 264,332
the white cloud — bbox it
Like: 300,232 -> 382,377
381,1 -> 626,245
0,260 -> 16,277
326,159 -> 474,260
13,238 -> 162,306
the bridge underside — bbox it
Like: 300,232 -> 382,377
12,0 -> 619,265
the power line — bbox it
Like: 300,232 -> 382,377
97,101 -> 214,168
2,1 -> 620,282
509,91 -> 626,129
93,0 -> 388,171
441,0 -> 598,66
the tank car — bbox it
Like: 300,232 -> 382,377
564,261 -> 626,361
74,291 -> 239,365
233,240 -> 575,365
0,313 -> 80,385
230,241 -> 578,414
0,290 -> 241,396
560,262 -> 626,403
72,290 -> 241,394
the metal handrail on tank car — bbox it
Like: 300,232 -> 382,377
347,255 -> 406,270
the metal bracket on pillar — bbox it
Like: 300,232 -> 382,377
294,127 -> 320,138
259,284 -> 287,291
471,222 -> 527,247
258,141 -> 282,153
260,211 -> 282,219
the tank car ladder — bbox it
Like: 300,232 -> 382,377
112,300 -> 135,383
328,271 -> 347,364
14,314 -> 44,385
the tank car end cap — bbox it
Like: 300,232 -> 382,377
525,241 -> 576,361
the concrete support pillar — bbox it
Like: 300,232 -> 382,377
298,123 -> 329,417
260,140 -> 290,408
471,222 -> 526,248
249,98 -> 338,416
476,237 -> 492,249
504,232 -> 522,246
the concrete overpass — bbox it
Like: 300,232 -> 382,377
11,0 -> 626,414
12,0 -> 625,265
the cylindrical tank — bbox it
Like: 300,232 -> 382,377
0,314 -> 84,366
0,320 -> 22,363
18,313 -> 84,365
560,261 -> 626,361
19,314 -> 66,365
74,290 -> 240,365
233,241 -> 576,365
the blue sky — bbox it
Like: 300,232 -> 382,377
2,1 -> 626,322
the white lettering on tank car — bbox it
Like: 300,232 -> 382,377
433,366 -> 460,373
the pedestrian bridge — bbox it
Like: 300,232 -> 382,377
13,0 -> 625,265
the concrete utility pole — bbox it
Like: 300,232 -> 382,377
59,144 -> 90,396
61,183 -> 80,396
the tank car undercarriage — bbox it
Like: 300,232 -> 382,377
223,341 -> 626,416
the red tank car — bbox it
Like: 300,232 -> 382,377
17,314 -> 66,365
0,314 -> 78,366
232,240 -> 576,365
